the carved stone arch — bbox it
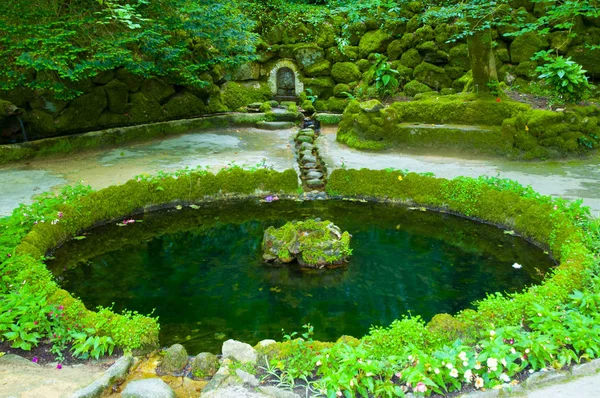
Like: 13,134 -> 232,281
267,59 -> 304,98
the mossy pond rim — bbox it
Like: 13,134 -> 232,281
47,199 -> 555,354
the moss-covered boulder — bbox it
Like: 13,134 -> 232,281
414,25 -> 435,44
304,59 -> 332,77
230,62 -> 261,81
115,68 -> 144,92
448,44 -> 470,70
404,80 -> 433,97
294,44 -> 325,69
159,344 -> 188,375
104,79 -> 129,114
316,22 -> 337,48
92,70 -> 115,85
333,83 -> 351,98
510,32 -> 549,64
29,96 -> 68,116
400,48 -> 422,69
515,61 -> 539,79
127,92 -> 164,124
386,39 -> 405,61
568,45 -> 600,75
191,352 -> 219,378
331,62 -> 362,84
262,219 -> 352,268
22,109 -> 56,138
54,87 -> 107,131
163,91 -> 206,119
222,81 -> 272,111
302,77 -> 335,98
413,62 -> 452,89
358,29 -> 392,58
140,78 -> 175,105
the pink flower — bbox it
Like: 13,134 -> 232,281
34,321 -> 38,325
57,212 -> 63,218
56,363 -> 62,370
395,372 -> 402,379
58,305 -> 64,311
32,357 -> 39,363
6,253 -> 11,258
415,382 -> 427,393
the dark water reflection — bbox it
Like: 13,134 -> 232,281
48,200 -> 555,354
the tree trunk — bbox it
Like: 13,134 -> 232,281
467,28 -> 498,96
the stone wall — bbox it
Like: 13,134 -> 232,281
1,3 -> 599,143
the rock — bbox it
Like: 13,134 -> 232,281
400,48 -> 422,69
140,78 -> 175,105
235,369 -> 259,387
262,219 -> 352,268
0,354 -> 38,368
28,96 -> 67,116
54,87 -> 107,131
159,344 -> 188,374
128,92 -> 164,124
256,121 -> 296,130
92,70 -> 115,85
115,68 -> 144,92
163,91 -> 205,119
293,45 -> 325,69
222,340 -> 258,364
259,386 -> 301,398
300,149 -> 313,158
303,59 -> 332,77
331,62 -> 362,84
230,62 -> 261,81
413,61 -> 452,89
299,142 -> 314,151
306,179 -> 325,189
305,170 -> 323,179
302,162 -> 317,169
301,155 -> 317,165
203,386 -> 269,398
71,355 -> 134,398
359,100 -> 384,113
510,32 -> 549,64
448,44 -> 470,70
297,128 -> 316,137
404,80 -> 433,97
358,30 -> 392,58
295,135 -> 313,144
121,378 -> 175,398
103,79 -> 129,114
191,352 -> 220,378
523,370 -> 570,389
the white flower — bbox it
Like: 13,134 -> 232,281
446,363 -> 454,370
487,358 -> 498,371
512,262 -> 522,269
510,348 -> 516,354
501,358 -> 507,367
316,360 -> 322,367
525,349 -> 530,354
450,368 -> 459,378
490,330 -> 496,337
464,369 -> 473,382
337,391 -> 342,397
500,373 -> 510,383
458,351 -> 467,361
463,361 -> 469,367
475,377 -> 484,389
474,361 -> 482,370
350,379 -> 354,387
434,368 -> 440,374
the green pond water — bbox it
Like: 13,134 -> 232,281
47,200 -> 555,354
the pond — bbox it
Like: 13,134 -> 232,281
47,200 -> 555,354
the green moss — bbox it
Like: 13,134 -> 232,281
331,62 -> 362,84
358,29 -> 392,58
400,48 -> 422,69
140,78 -> 175,105
54,87 -> 108,132
324,97 -> 349,112
510,32 -> 549,64
413,62 -> 452,89
315,113 -> 343,125
304,59 -> 332,77
222,81 -> 272,111
413,25 -> 434,44
333,84 -> 351,98
448,44 -> 470,70
293,44 -> 325,69
404,80 -> 433,97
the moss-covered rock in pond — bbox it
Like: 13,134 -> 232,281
191,352 -> 219,378
400,48 -> 422,69
262,219 -> 352,268
294,44 -> 325,69
510,32 -> 549,64
115,68 -> 144,92
404,80 -> 433,97
413,62 -> 452,89
304,59 -> 332,77
140,78 -> 175,105
103,79 -> 129,114
54,87 -> 107,131
331,62 -> 362,84
159,344 -> 188,374
358,29 -> 392,58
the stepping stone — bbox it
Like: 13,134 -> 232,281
299,143 -> 314,151
122,378 -> 175,398
300,150 -> 313,158
273,112 -> 301,122
301,155 -> 317,165
305,170 -> 323,179
302,162 -> 317,169
256,121 -> 296,130
295,135 -> 313,144
297,129 -> 315,138
306,179 -> 325,188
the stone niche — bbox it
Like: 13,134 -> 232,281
267,59 -> 304,100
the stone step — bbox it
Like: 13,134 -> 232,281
255,121 -> 297,130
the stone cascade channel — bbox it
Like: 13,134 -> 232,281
295,125 -> 327,192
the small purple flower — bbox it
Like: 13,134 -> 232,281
57,212 -> 63,218
32,357 -> 39,363
265,196 -> 273,203
56,363 -> 62,370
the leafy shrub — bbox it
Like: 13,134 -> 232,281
533,51 -> 592,105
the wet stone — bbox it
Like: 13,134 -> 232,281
305,170 -> 323,179
306,179 -> 325,188
297,129 -> 315,138
302,162 -> 317,169
299,143 -> 314,151
300,150 -> 313,158
159,344 -> 188,374
301,155 -> 317,165
295,135 -> 313,144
